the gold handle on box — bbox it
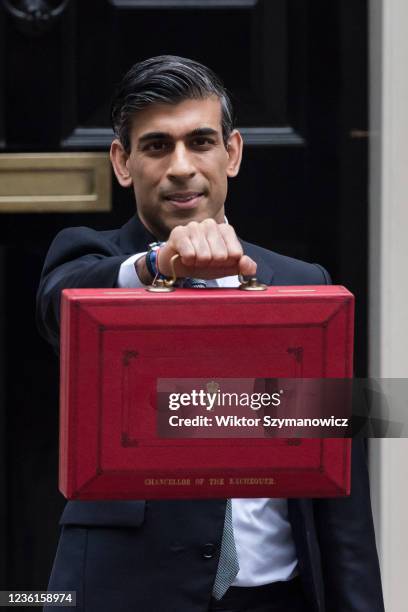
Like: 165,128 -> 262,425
238,276 -> 267,291
145,254 -> 179,292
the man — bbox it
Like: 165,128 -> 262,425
37,55 -> 384,612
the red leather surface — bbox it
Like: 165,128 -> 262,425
59,285 -> 354,500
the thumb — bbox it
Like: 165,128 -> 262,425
238,255 -> 257,277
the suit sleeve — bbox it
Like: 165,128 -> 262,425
313,439 -> 384,611
312,263 -> 332,285
36,226 -> 129,352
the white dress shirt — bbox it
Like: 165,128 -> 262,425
117,253 -> 299,586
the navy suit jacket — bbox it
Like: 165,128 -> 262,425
37,216 -> 384,612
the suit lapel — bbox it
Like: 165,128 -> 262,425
118,215 -> 156,254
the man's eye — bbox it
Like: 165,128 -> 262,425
144,142 -> 169,152
191,137 -> 214,147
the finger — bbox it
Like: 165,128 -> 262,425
187,221 -> 212,267
202,219 -> 229,265
218,223 -> 244,261
238,255 -> 257,277
162,226 -> 197,274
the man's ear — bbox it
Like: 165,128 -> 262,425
110,139 -> 133,187
226,129 -> 243,178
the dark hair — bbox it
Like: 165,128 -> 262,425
111,55 -> 234,153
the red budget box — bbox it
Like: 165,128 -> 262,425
59,285 -> 354,500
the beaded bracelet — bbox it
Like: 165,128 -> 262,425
146,242 -> 168,281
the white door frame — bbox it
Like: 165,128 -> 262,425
369,1 -> 408,610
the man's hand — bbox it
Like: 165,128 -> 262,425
156,219 -> 257,280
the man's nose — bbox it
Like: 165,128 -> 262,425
167,142 -> 196,179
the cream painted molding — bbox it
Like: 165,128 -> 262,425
369,1 -> 408,611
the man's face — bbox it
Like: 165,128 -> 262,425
111,96 -> 242,239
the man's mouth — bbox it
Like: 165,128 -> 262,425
164,191 -> 204,208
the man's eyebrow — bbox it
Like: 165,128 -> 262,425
138,131 -> 171,143
188,127 -> 219,138
137,127 -> 219,144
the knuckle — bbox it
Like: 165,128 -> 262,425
187,221 -> 199,231
172,225 -> 183,235
221,225 -> 239,242
170,225 -> 185,241
220,222 -> 235,234
202,217 -> 217,227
